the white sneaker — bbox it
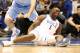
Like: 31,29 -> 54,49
2,41 -> 13,47
2,28 -> 20,47
56,38 -> 70,47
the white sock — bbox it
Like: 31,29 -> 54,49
11,37 -> 16,42
11,27 -> 18,41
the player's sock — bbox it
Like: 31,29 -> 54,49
11,27 -> 20,41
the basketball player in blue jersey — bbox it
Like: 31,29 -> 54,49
3,0 -> 38,43
2,7 -> 63,46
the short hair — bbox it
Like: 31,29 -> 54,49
50,7 -> 60,13
77,5 -> 80,8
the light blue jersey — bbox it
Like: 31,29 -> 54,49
14,0 -> 30,6
6,0 -> 38,21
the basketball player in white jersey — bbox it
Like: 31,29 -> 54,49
2,7 -> 63,46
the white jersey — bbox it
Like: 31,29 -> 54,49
30,15 -> 60,42
35,15 -> 59,35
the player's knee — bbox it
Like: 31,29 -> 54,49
28,33 -> 36,41
4,15 -> 13,24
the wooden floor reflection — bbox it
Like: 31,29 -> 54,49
0,45 -> 80,53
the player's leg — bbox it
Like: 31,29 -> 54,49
4,14 -> 14,31
13,34 -> 36,43
2,33 -> 36,47
2,5 -> 21,47
4,5 -> 20,41
2,8 -> 20,46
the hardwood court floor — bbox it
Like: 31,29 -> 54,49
0,45 -> 80,53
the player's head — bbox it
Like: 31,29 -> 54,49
77,5 -> 80,16
50,7 -> 60,20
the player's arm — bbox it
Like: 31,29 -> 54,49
24,0 -> 36,18
67,17 -> 80,32
28,15 -> 45,33
54,23 -> 64,42
67,17 -> 76,27
54,23 -> 62,35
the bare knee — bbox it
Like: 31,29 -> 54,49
4,15 -> 14,25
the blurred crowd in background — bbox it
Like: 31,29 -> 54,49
0,0 -> 80,39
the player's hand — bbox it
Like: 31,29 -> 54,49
74,25 -> 80,32
47,36 -> 56,46
24,13 -> 30,18
17,13 -> 24,19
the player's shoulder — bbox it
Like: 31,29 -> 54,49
39,15 -> 47,18
56,19 -> 60,23
37,15 -> 47,21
